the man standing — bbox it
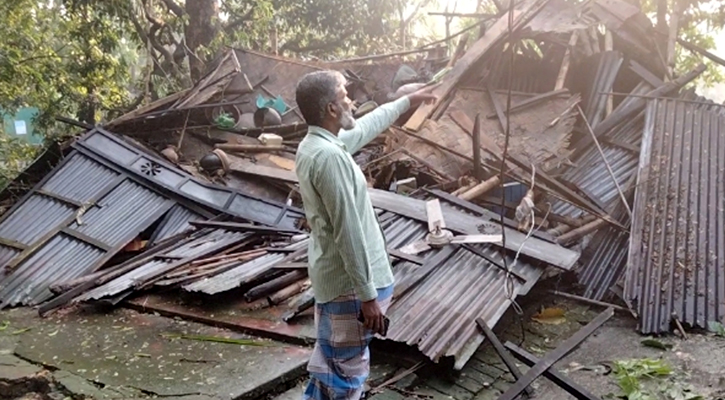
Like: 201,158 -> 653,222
294,70 -> 435,400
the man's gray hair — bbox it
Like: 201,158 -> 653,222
295,70 -> 345,126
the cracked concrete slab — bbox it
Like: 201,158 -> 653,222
2,308 -> 310,400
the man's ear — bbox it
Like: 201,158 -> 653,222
327,102 -> 337,119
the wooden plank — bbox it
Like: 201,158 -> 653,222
403,0 -> 550,131
189,220 -> 301,235
504,342 -> 602,400
268,155 -> 296,171
388,248 -> 424,265
229,160 -> 299,183
0,237 -> 27,251
497,308 -> 614,400
487,87 -> 508,133
475,319 -> 533,397
485,89 -> 569,119
368,188 -> 579,270
450,109 -> 620,227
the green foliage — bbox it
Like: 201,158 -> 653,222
0,0 -> 132,133
0,135 -> 39,190
708,321 -> 725,337
609,359 -> 703,400
640,0 -> 725,87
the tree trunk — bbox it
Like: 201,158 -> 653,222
185,0 -> 220,82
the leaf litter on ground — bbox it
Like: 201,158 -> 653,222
708,321 -> 725,337
610,358 -> 703,400
641,338 -> 673,351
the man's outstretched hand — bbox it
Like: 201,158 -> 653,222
407,84 -> 439,107
361,299 -> 385,335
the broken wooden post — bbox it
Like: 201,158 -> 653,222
666,0 -> 682,79
245,270 -> 307,302
459,175 -> 501,201
556,218 -> 607,245
215,144 -> 290,153
475,318 -> 534,397
497,308 -> 614,400
556,31 -> 579,90
472,113 -> 483,180
504,342 -> 602,400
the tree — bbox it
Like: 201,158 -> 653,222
640,0 -> 725,86
0,0 -> 132,133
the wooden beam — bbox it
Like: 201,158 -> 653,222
556,31 -> 579,90
504,342 -> 603,400
189,220 -> 301,235
368,188 -> 580,270
228,160 -> 299,183
485,89 -> 570,119
476,318 -> 534,397
403,0 -> 550,131
497,308 -> 614,400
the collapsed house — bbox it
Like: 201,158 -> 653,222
0,0 -> 724,372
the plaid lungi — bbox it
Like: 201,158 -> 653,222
303,285 -> 394,400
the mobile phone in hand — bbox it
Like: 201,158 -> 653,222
357,311 -> 390,337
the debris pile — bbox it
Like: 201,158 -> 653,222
1,0 -> 724,373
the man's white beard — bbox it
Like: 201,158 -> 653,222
339,109 -> 356,130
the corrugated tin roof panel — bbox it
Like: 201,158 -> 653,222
627,98 -> 725,333
0,234 -> 104,307
40,153 -> 119,203
69,180 -> 171,248
151,205 -> 203,244
183,239 -> 308,295
183,253 -> 287,295
75,229 -> 249,302
381,213 -> 544,370
0,195 -> 74,246
0,246 -> 20,271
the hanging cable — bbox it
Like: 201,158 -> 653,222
499,0 -> 521,315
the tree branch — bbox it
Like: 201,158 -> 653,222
159,0 -> 185,17
223,5 -> 256,34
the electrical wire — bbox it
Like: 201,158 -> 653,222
499,0 -> 519,315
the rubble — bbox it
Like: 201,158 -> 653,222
0,0 -> 724,382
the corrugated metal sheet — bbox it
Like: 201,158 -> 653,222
0,151 -> 178,307
627,98 -> 725,333
183,253 -> 286,294
0,234 -> 104,307
151,205 -> 203,244
76,129 -> 303,229
0,247 -> 20,272
69,180 -> 171,248
380,213 -> 544,370
555,113 -> 644,218
551,112 -> 642,301
40,153 -> 119,203
583,51 -> 624,129
75,229 -> 249,302
0,195 -> 74,245
577,200 -> 630,300
183,240 -> 308,295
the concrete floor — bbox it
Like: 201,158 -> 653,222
2,294 -> 725,400
0,307 -> 310,400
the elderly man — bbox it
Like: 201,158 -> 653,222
294,70 -> 435,400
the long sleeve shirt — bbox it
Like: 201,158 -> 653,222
295,96 -> 411,303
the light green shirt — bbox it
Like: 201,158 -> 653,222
295,96 -> 411,303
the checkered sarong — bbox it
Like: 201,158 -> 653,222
303,285 -> 394,400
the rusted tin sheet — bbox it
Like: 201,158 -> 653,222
627,98 -> 725,333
